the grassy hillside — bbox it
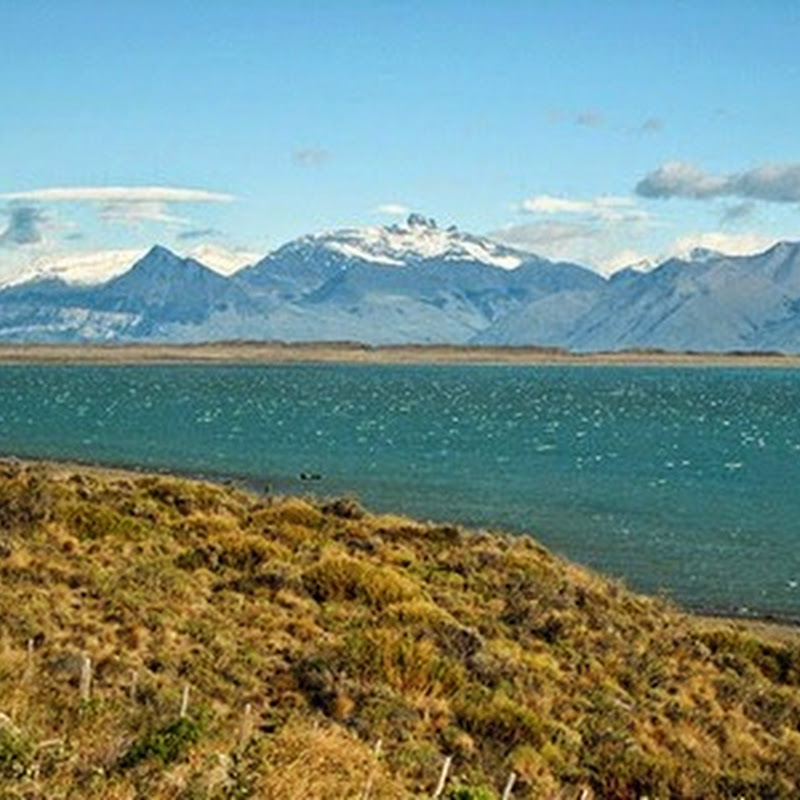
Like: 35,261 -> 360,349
0,461 -> 799,798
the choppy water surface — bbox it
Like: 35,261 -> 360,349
0,363 -> 798,618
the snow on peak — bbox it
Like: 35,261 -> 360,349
182,243 -> 259,275
1,249 -> 147,288
0,243 -> 261,290
302,214 -> 525,269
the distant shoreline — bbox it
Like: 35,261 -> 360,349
0,341 -> 799,367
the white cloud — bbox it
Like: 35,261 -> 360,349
0,186 -> 234,203
492,221 -> 631,274
593,248 -> 653,274
519,194 -> 647,223
494,221 -> 596,247
667,231 -> 778,259
100,201 -> 191,227
375,203 -> 410,216
180,243 -> 261,275
494,192 -> 655,274
0,185 -> 235,233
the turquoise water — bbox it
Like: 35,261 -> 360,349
0,363 -> 798,619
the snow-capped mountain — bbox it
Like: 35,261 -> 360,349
91,246 -> 253,324
478,240 -> 800,352
570,241 -> 800,352
0,217 -> 599,344
231,215 -> 601,343
0,246 -> 254,342
266,214 -> 527,269
3,216 -> 800,351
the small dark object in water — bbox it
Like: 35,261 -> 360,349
299,472 -> 322,481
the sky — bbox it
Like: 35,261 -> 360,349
3,0 -> 800,278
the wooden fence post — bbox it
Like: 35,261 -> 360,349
239,702 -> 253,748
180,685 -> 190,718
432,754 -> 452,798
79,655 -> 92,702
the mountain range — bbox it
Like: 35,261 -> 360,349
2,214 -> 800,352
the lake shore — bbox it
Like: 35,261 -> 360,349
6,453 -> 799,643
0,340 -> 799,367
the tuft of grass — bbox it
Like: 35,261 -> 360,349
303,553 -> 422,608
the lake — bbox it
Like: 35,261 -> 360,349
0,362 -> 798,619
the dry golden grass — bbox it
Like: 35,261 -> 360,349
0,460 -> 799,798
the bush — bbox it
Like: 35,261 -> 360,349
446,784 -> 497,800
118,717 -> 202,769
0,727 -> 34,780
0,468 -> 53,531
303,555 -> 421,608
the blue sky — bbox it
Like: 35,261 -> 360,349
3,0 -> 800,275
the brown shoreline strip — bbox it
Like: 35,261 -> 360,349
0,341 -> 798,367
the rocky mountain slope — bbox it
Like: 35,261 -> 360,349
0,217 -> 600,345
3,216 -> 800,351
478,241 -> 800,352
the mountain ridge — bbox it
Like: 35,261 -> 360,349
2,216 -> 800,351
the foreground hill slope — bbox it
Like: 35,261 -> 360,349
0,462 -> 799,798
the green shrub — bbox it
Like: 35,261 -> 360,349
446,784 -> 497,800
303,555 -> 421,608
0,727 -> 34,780
119,717 -> 202,769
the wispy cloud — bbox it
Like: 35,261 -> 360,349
721,201 -> 755,224
292,148 -> 330,167
492,220 -> 650,275
176,227 -> 220,240
375,203 -> 410,216
519,194 -> 646,223
0,205 -> 45,247
1,186 -> 234,203
668,231 -> 777,259
497,190 -> 655,273
0,185 -> 235,233
100,201 -> 190,227
494,221 -> 596,248
636,161 -> 800,203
